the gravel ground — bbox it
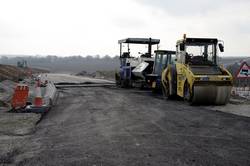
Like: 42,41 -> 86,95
0,109 -> 41,165
209,103 -> 250,117
8,86 -> 250,166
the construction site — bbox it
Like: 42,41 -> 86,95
1,0 -> 250,165
0,34 -> 250,166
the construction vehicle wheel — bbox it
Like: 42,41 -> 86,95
115,73 -> 121,86
152,87 -> 160,93
121,79 -> 130,88
184,82 -> 192,102
121,80 -> 125,88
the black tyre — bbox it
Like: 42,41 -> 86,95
115,73 -> 121,86
121,80 -> 125,88
121,79 -> 130,88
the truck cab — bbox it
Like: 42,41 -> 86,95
148,50 -> 176,91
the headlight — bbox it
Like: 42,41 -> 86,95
195,77 -> 209,81
200,77 -> 209,81
222,77 -> 229,81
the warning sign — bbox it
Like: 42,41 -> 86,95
236,62 -> 250,78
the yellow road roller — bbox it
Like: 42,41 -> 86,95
162,35 -> 233,105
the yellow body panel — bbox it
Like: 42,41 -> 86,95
152,81 -> 156,88
162,62 -> 233,98
161,54 -> 233,104
161,66 -> 173,93
175,62 -> 233,98
175,63 -> 193,97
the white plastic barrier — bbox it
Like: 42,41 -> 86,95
44,83 -> 57,106
24,81 -> 55,113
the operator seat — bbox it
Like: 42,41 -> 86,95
122,52 -> 130,58
141,52 -> 150,58
191,56 -> 204,65
185,53 -> 191,64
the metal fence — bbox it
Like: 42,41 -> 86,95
232,87 -> 250,99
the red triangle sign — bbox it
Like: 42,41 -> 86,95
236,62 -> 250,78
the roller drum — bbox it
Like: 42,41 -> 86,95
192,85 -> 232,105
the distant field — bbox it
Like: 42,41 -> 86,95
219,56 -> 250,66
1,55 -> 249,77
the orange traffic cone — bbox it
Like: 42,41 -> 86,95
34,81 -> 43,107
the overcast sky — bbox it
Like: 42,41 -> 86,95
0,0 -> 249,57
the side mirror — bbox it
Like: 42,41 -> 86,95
180,43 -> 185,51
218,43 -> 224,52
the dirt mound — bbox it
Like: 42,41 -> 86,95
0,65 -> 48,107
0,64 -> 49,82
0,80 -> 16,108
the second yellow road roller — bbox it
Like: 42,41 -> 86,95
161,35 -> 233,105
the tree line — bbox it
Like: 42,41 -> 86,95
0,55 -> 120,73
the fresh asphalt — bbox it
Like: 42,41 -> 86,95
17,85 -> 250,166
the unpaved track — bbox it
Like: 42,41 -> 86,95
18,86 -> 250,166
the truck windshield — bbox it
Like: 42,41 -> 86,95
185,43 -> 216,65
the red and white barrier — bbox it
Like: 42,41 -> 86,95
11,84 -> 29,110
10,77 -> 57,113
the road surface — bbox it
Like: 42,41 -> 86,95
14,74 -> 250,166
41,73 -> 114,84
